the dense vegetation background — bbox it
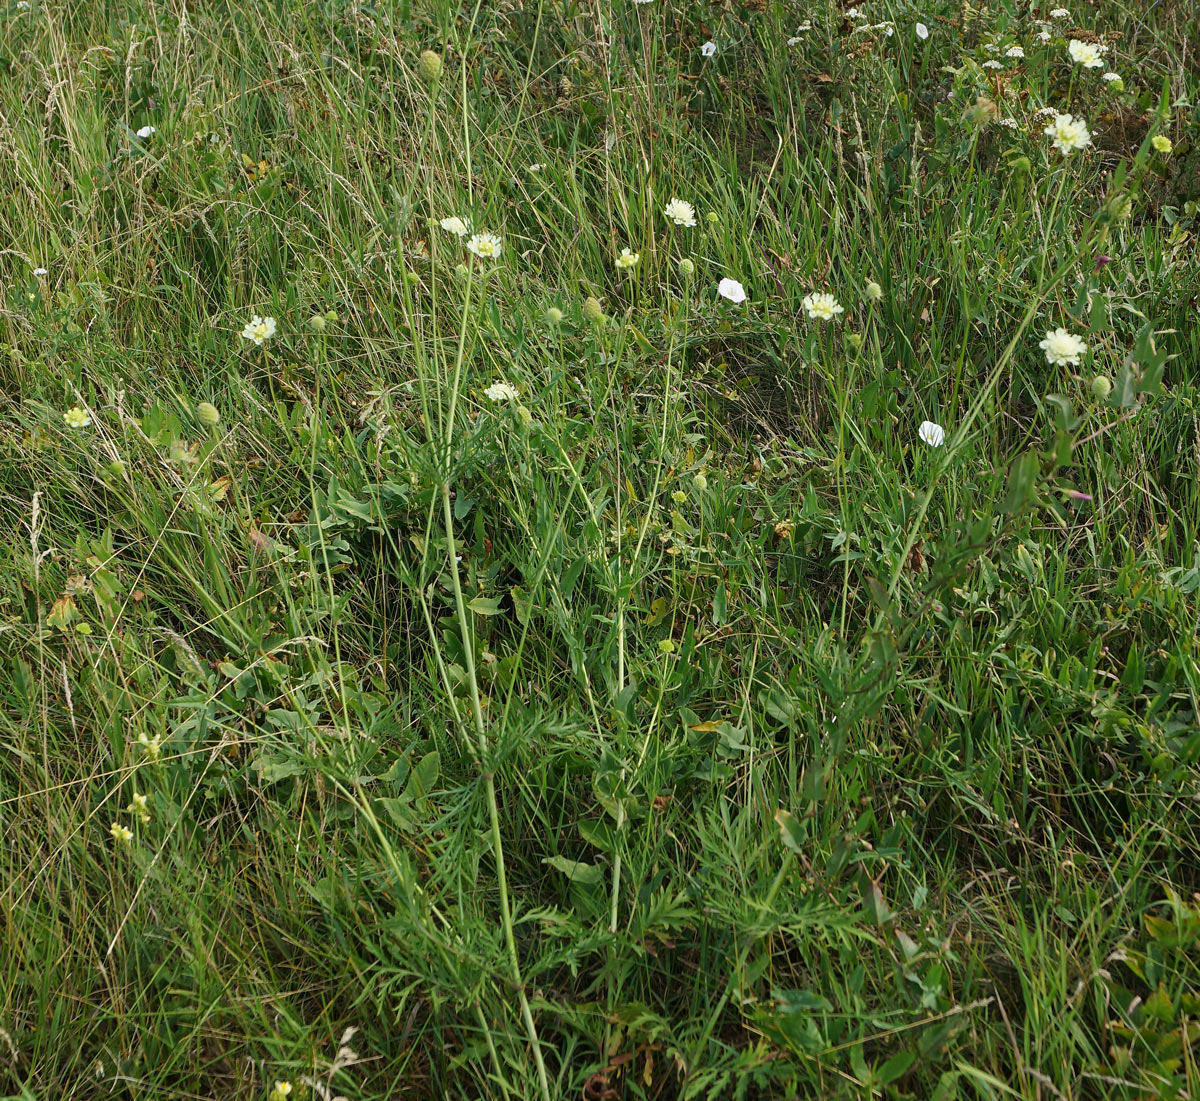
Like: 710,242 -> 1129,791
2,0 -> 1198,1096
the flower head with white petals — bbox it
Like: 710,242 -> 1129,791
1044,112 -> 1091,154
241,315 -> 277,345
1039,327 -> 1088,366
1067,39 -> 1106,68
467,232 -> 502,259
440,216 -> 470,237
918,421 -> 945,447
700,41 -> 717,57
717,278 -> 746,304
802,292 -> 844,321
664,198 -> 697,227
485,381 -> 520,403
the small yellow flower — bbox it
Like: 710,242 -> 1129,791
110,822 -> 133,846
268,1082 -> 293,1101
774,519 -> 795,539
63,406 -> 91,428
1151,134 -> 1172,154
615,247 -> 639,270
137,732 -> 162,760
128,792 -> 150,824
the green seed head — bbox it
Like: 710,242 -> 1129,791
308,313 -> 326,332
582,296 -> 605,323
677,258 -> 695,278
196,401 -> 220,426
1091,375 -> 1112,400
418,49 -> 443,82
544,306 -> 565,325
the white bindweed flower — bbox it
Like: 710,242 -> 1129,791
240,315 -> 277,344
467,232 -> 502,259
916,22 -> 929,39
802,292 -> 844,321
664,197 -> 697,227
717,278 -> 746,303
440,215 -> 470,237
1039,327 -> 1088,366
1005,45 -> 1025,57
615,247 -> 640,270
918,420 -> 945,447
1067,39 -> 1106,68
485,381 -> 519,402
1044,112 -> 1091,154
135,125 -> 156,138
700,41 -> 717,57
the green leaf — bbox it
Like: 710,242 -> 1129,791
466,595 -> 504,616
1001,450 -> 1040,514
877,1051 -> 915,1086
579,819 -> 618,852
542,855 -> 604,884
775,808 -> 806,856
403,751 -> 440,800
510,585 -> 533,627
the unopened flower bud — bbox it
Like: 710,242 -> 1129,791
197,401 -> 220,426
582,296 -> 605,323
544,306 -> 564,325
678,258 -> 695,278
1091,375 -> 1112,400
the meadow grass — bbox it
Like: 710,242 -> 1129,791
2,0 -> 1199,1097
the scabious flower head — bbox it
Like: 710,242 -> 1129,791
63,406 -> 91,428
677,258 -> 695,278
1039,327 -> 1088,366
802,292 -> 844,321
717,277 -> 746,303
664,198 -> 697,227
544,306 -> 565,325
439,215 -> 469,237
700,40 -> 717,57
1091,375 -> 1112,399
196,401 -> 220,426
1067,39 -> 1106,68
615,247 -> 640,270
485,381 -> 519,403
135,125 -> 156,138
1044,112 -> 1091,155
241,315 -> 277,345
110,822 -> 133,846
466,232 -> 502,259
865,280 -> 883,302
1151,134 -> 1172,154
918,421 -> 945,447
582,296 -> 605,323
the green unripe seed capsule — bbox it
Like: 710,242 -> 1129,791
582,296 -> 605,323
678,258 -> 695,278
197,402 -> 220,426
1091,375 -> 1112,400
